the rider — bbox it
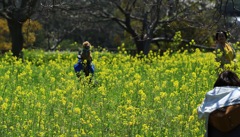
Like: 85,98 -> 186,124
74,41 -> 95,78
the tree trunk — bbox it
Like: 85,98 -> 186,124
143,39 -> 151,55
135,40 -> 144,54
135,39 -> 151,55
7,19 -> 24,57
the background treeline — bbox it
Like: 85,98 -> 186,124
1,0 -> 240,56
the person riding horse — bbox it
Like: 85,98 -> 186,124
74,41 -> 95,79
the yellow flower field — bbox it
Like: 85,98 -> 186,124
0,49 -> 238,136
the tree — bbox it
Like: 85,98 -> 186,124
86,0 -> 220,54
37,0 -> 121,50
0,0 -> 39,57
35,0 -> 230,53
0,18 -> 42,51
215,0 -> 240,42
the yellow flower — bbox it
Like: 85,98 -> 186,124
138,89 -> 146,101
188,115 -> 195,122
10,126 -> 14,130
50,77 -> 55,83
122,92 -> 127,97
98,86 -> 106,96
173,81 -> 179,88
38,132 -> 45,137
74,107 -> 81,114
80,129 -> 86,135
134,73 -> 141,80
159,92 -> 167,98
176,106 -> 181,111
1,102 -> 8,111
192,72 -> 197,79
142,124 -> 149,134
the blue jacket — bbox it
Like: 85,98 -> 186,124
74,58 -> 95,74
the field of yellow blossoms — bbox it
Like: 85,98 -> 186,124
0,48 -> 239,137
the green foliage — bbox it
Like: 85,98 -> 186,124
232,41 -> 240,53
160,31 -> 183,52
164,6 -> 218,47
33,30 -> 49,49
122,31 -> 135,49
58,40 -> 79,51
172,31 -> 182,50
149,44 -> 159,51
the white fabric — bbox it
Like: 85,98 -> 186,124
198,87 -> 240,119
197,86 -> 240,137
